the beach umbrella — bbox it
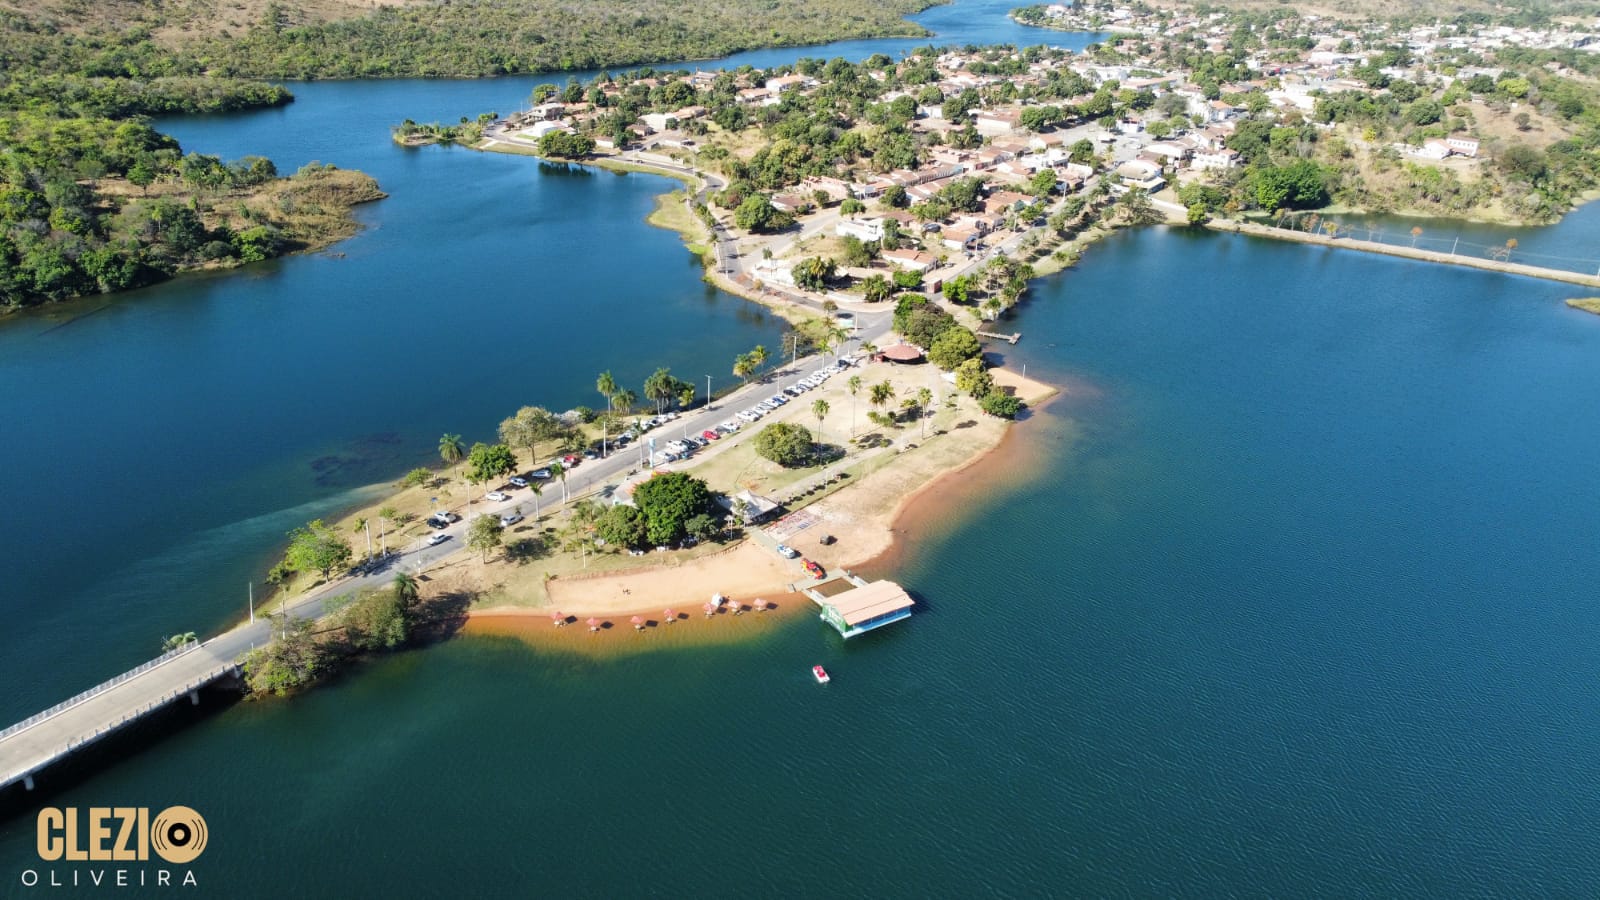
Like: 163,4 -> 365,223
703,601 -> 716,617
587,617 -> 599,632
663,609 -> 676,623
754,598 -> 769,611
631,615 -> 644,631
552,611 -> 565,627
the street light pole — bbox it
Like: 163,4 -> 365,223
706,375 -> 713,410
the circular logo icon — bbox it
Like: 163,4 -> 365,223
150,806 -> 207,864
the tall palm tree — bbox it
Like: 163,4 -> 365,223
847,375 -> 863,437
613,388 -> 638,415
439,433 -> 465,480
549,461 -> 568,501
597,371 -> 620,413
749,344 -> 768,374
528,480 -> 543,519
916,387 -> 933,439
812,398 -> 829,456
353,516 -> 373,560
378,505 -> 399,556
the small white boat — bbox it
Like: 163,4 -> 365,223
813,665 -> 830,684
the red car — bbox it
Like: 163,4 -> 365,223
561,454 -> 580,467
702,429 -> 720,441
802,559 -> 825,579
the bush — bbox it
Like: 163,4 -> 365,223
753,422 -> 815,467
980,392 -> 1024,418
400,467 -> 433,488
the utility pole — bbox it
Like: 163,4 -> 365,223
706,374 -> 713,410
248,582 -> 254,624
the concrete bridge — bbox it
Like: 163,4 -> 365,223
0,641 -> 242,791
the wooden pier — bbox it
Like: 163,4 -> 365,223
977,330 -> 1021,344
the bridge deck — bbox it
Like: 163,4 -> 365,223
0,644 -> 239,789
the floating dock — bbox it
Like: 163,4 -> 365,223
806,574 -> 914,638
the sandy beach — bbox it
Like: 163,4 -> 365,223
456,363 -> 1059,637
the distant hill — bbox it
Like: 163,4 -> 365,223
0,0 -> 943,79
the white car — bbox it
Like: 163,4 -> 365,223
485,490 -> 511,502
738,410 -> 761,422
718,421 -> 740,433
508,476 -> 529,488
500,513 -> 524,527
427,533 -> 450,546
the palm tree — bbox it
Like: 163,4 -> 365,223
392,572 -> 419,612
597,370 -> 620,413
439,433 -> 465,480
827,324 -> 851,361
847,375 -> 863,437
869,380 -> 896,422
613,388 -> 638,415
377,505 -> 399,556
812,398 -> 829,456
749,344 -> 768,375
353,516 -> 373,560
916,387 -> 933,439
550,461 -> 568,501
528,480 -> 544,519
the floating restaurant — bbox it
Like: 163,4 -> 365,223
806,576 -> 915,638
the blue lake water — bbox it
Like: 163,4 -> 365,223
5,3 -> 1600,896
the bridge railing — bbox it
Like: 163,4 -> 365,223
0,640 -> 200,742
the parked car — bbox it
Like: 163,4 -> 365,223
768,395 -> 788,406
776,544 -> 800,559
702,429 -> 720,441
583,449 -> 600,460
485,490 -> 511,502
531,468 -> 552,479
427,517 -> 448,530
427,533 -> 450,546
500,513 -> 524,527
508,476 -> 529,488
718,421 -> 740,433
561,454 -> 580,467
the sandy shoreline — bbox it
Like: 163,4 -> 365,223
462,365 -> 1058,636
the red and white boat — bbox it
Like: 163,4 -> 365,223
812,665 -> 830,684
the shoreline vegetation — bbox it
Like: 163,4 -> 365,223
0,0 -> 951,310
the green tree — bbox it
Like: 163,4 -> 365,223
915,387 -> 933,438
241,617 -> 325,696
847,374 -> 863,436
793,256 -> 836,290
341,587 -> 410,651
753,422 -> 816,467
955,358 -> 994,398
632,472 -> 715,545
595,504 -> 649,549
549,460 -> 569,501
812,398 -> 830,451
597,370 -> 620,413
980,392 -> 1024,418
869,380 -> 896,422
861,273 -> 894,303
284,519 -> 353,583
735,194 -> 780,231
466,442 -> 518,488
161,632 -> 198,652
467,514 -> 505,561
927,326 -> 982,370
438,433 -> 465,478
500,405 -> 560,467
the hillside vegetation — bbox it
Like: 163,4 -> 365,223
5,0 -> 942,79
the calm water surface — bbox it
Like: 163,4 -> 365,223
5,4 -> 1600,896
